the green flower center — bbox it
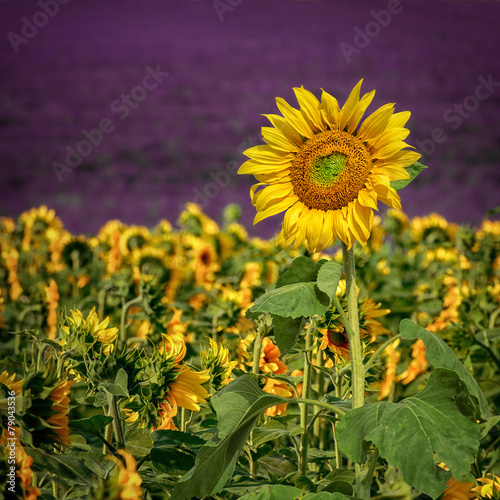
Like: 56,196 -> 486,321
309,154 -> 348,188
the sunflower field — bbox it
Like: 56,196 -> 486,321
1,84 -> 500,500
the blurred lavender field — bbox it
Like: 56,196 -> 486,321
0,0 -> 499,237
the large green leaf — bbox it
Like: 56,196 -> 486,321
26,448 -> 97,485
249,282 -> 329,319
239,484 -> 357,499
251,420 -> 301,447
399,318 -> 489,419
390,162 -> 428,191
170,375 -> 285,500
275,256 -> 322,288
336,369 -> 481,498
69,414 -> 113,434
272,315 -> 305,356
316,261 -> 342,300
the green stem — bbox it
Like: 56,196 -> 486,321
357,448 -> 380,498
108,393 -> 125,449
287,397 -> 346,416
364,334 -> 401,374
314,348 -> 325,450
120,294 -> 143,343
340,242 -> 367,498
340,243 -> 364,410
180,407 -> 187,432
334,368 -> 343,469
299,322 -> 314,476
97,430 -> 116,455
136,452 -> 151,470
252,330 -> 263,375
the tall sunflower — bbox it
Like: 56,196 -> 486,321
239,80 -> 421,252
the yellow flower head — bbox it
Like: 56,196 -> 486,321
472,474 -> 500,499
239,80 -> 421,252
46,379 -> 74,447
60,308 -> 118,355
108,450 -> 143,500
119,226 -> 151,257
201,338 -> 238,391
442,478 -> 475,500
262,378 -> 294,416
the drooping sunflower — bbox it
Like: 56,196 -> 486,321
239,80 -> 421,252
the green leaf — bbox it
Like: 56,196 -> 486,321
249,282 -> 329,319
336,369 -> 481,498
26,448 -> 96,485
170,375 -> 285,500
239,484 -> 357,499
151,446 -> 196,475
276,256 -> 321,288
272,315 -> 305,356
151,429 -> 205,448
251,420 -> 301,448
316,261 -> 342,300
399,318 -> 489,419
69,415 -> 113,434
101,368 -> 129,397
390,162 -> 428,191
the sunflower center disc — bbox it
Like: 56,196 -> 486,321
290,130 -> 372,211
309,154 -> 348,187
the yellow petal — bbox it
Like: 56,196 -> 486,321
293,86 -> 326,132
320,89 -> 341,129
348,89 -> 376,134
239,158 -> 291,175
339,79 -> 363,131
357,188 -> 379,210
261,126 -> 299,152
254,196 -> 299,224
253,182 -> 294,211
358,103 -> 395,142
263,113 -> 303,147
243,145 -> 294,163
388,110 -> 411,128
373,141 -> 413,160
276,97 -> 313,139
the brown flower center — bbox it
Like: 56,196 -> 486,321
290,130 -> 372,211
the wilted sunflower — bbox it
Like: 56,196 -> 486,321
239,80 -> 420,252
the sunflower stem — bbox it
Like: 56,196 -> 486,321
299,321 -> 314,476
108,393 -> 125,450
340,242 -> 368,498
364,334 -> 401,374
120,294 -> 143,344
252,330 -> 263,375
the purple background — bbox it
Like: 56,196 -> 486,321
0,0 -> 499,237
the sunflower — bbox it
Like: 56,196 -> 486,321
44,278 -> 60,339
46,379 -> 74,447
442,478 -> 475,500
201,338 -> 238,391
472,474 -> 500,499
107,449 -> 143,500
60,308 -> 118,356
239,80 -> 421,252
